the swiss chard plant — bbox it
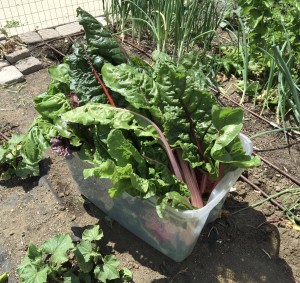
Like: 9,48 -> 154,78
0,8 -> 260,215
17,225 -> 132,283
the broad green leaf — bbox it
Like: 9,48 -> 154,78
0,117 -> 52,180
76,8 -> 127,65
40,233 -> 74,265
17,265 -> 49,283
76,240 -> 97,262
82,225 -> 104,242
94,255 -> 120,283
101,63 -> 162,120
65,44 -> 107,104
17,244 -> 49,283
34,92 -> 72,121
48,64 -> 70,84
62,104 -> 135,129
63,272 -> 80,283
212,136 -> 261,168
73,240 -> 101,273
211,106 -> 243,150
23,244 -> 44,268
20,119 -> 51,164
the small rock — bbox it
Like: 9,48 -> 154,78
275,186 -> 281,192
291,238 -> 299,248
71,215 -> 76,221
64,190 -> 70,196
58,206 -> 66,211
9,232 -> 14,236
263,208 -> 274,217
59,193 -> 65,198
21,232 -> 25,237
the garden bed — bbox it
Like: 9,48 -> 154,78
0,41 -> 299,281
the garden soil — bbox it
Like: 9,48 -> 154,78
0,68 -> 299,282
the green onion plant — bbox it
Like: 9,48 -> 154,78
104,0 -> 224,63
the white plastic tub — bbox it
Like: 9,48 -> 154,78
66,134 -> 253,262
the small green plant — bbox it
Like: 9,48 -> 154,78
0,20 -> 22,36
17,225 -> 132,283
4,19 -> 21,29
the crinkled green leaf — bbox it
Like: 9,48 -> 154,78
94,255 -> 120,283
65,44 -> 107,104
0,118 -> 52,180
82,225 -> 104,242
101,63 -> 162,120
48,64 -> 70,84
40,233 -> 74,265
34,92 -> 72,121
76,8 -> 127,65
102,52 -> 218,173
63,104 -> 135,129
107,129 -> 147,174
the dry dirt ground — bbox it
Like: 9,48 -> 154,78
0,63 -> 299,282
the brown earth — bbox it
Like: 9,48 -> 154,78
0,43 -> 299,283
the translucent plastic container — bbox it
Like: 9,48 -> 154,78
66,134 -> 253,262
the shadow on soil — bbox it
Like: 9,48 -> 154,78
72,197 -> 296,283
0,158 -> 52,192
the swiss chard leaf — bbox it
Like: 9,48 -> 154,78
211,106 -> 260,168
76,8 -> 127,65
65,44 -> 107,104
156,191 -> 194,218
34,92 -> 72,121
48,64 -> 70,84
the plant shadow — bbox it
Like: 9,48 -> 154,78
0,157 -> 52,192
72,196 -> 296,283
